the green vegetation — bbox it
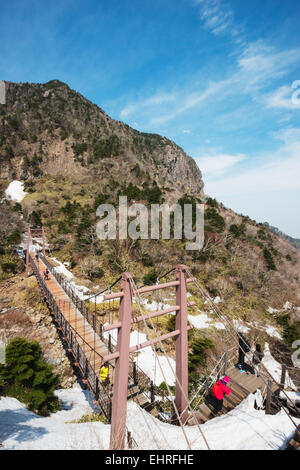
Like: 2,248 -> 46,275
91,134 -> 122,160
143,268 -> 158,286
0,337 -> 60,415
188,333 -> 214,381
263,248 -> 277,270
276,315 -> 300,347
205,208 -> 225,233
118,181 -> 163,203
229,223 -> 246,238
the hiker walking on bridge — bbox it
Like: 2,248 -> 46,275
99,362 -> 110,387
206,376 -> 231,415
252,344 -> 264,377
43,269 -> 49,281
236,333 -> 250,373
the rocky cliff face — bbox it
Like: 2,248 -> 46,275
0,80 -> 204,200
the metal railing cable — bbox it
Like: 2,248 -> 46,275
29,254 -> 112,419
130,277 -> 211,451
186,268 -> 299,430
190,348 -> 236,410
36,254 -> 158,413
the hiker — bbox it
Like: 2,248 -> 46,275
236,333 -> 250,373
35,252 -> 39,262
99,363 -> 109,387
252,344 -> 264,376
43,269 -> 49,281
208,376 -> 231,415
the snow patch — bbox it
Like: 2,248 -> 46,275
5,180 -> 27,202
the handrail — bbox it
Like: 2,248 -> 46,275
29,254 -> 112,419
39,254 -> 164,398
31,254 -> 160,418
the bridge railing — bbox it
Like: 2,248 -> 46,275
35,255 -> 161,412
39,254 -> 156,395
29,254 -> 112,419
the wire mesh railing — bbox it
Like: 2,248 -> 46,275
29,254 -> 112,419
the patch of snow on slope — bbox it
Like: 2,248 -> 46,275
262,343 -> 296,389
5,180 -> 27,202
0,387 -> 110,450
125,394 -> 300,450
265,326 -> 282,340
1,389 -> 299,450
102,326 -> 176,386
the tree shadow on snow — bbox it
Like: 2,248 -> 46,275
0,407 -> 49,445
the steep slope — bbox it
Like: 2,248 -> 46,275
0,80 -> 299,388
0,80 -> 204,200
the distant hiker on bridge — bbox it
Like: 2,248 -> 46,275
236,333 -> 250,373
43,269 -> 49,281
99,363 -> 109,387
206,376 -> 231,416
252,344 -> 264,377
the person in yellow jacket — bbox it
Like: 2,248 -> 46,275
99,362 -> 109,386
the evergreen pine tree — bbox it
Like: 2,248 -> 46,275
0,337 -> 60,415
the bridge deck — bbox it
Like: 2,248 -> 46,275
36,257 -> 109,374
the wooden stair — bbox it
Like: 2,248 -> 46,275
187,365 -> 280,425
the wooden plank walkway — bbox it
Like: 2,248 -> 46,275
34,256 -> 155,412
188,365 -> 279,425
36,257 -> 109,374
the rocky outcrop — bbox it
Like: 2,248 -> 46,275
0,275 -> 77,388
0,80 -> 204,198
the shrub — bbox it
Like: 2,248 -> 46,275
188,333 -> 214,380
205,208 -> 225,233
143,268 -> 158,286
229,223 -> 245,238
263,248 -> 276,270
0,337 -> 60,415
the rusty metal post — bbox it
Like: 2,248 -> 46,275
110,272 -> 133,450
175,264 -> 189,424
42,226 -> 46,256
25,227 -> 31,278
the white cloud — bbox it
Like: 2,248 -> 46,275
120,92 -> 176,119
118,41 -> 300,129
265,85 -> 300,110
195,153 -> 246,176
192,0 -> 241,38
202,129 -> 300,197
237,43 -> 300,91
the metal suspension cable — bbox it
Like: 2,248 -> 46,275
130,278 -> 211,451
190,347 -> 235,410
186,268 -> 299,430
136,267 -> 175,290
84,276 -> 122,302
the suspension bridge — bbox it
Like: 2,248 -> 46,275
24,226 -> 300,450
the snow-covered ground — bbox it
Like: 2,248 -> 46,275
103,327 -> 176,386
0,386 -> 299,450
5,180 -> 27,202
188,312 -> 225,330
262,344 -> 297,390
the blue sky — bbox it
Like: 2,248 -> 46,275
1,0 -> 300,237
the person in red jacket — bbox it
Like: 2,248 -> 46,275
210,376 -> 231,415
